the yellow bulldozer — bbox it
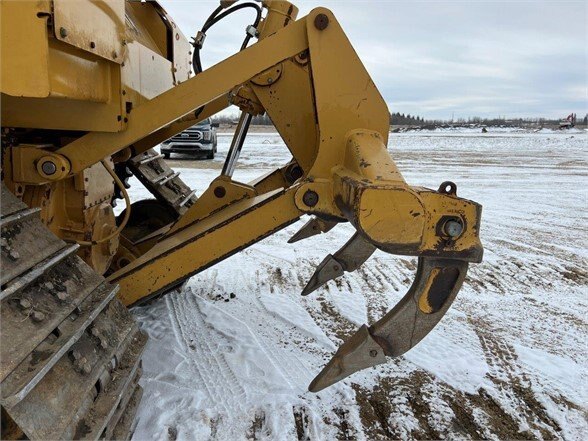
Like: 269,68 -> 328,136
0,0 -> 483,438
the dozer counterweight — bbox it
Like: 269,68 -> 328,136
1,0 -> 483,438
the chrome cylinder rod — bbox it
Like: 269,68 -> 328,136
221,112 -> 252,177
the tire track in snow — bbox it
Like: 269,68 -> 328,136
187,267 -> 339,438
248,270 -> 339,397
184,293 -> 250,407
213,266 -> 319,391
165,296 -> 212,399
167,292 -> 247,415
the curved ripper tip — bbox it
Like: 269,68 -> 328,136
301,254 -> 344,296
308,325 -> 386,392
288,216 -> 337,244
301,233 -> 376,296
308,257 -> 469,392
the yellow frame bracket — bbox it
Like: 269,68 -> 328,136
110,187 -> 302,305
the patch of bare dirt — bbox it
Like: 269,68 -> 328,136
306,296 -> 356,342
332,407 -> 356,440
473,323 -> 563,438
293,407 -> 310,441
352,381 -> 400,440
246,412 -> 266,440
561,265 -> 588,284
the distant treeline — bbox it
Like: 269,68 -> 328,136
213,113 -> 588,126
390,112 -> 425,125
391,113 -> 588,126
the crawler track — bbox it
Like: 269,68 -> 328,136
1,184 -> 147,440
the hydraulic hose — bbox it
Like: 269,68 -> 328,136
192,2 -> 262,74
76,159 -> 131,247
192,2 -> 262,175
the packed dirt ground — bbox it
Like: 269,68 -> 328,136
124,128 -> 587,440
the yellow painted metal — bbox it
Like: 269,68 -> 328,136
122,1 -> 192,105
1,0 -> 207,283
230,84 -> 266,115
108,5 -> 478,305
164,160 -> 300,244
46,41 -> 113,103
1,31 -> 123,131
168,177 -> 256,235
250,58 -> 318,172
126,1 -> 169,56
258,0 -> 299,38
110,188 -> 302,305
342,131 -> 405,183
10,147 -> 70,185
56,18 -> 309,175
417,268 -> 442,314
151,2 -> 192,85
249,8 -> 391,207
249,162 -> 299,194
1,0 -> 187,133
304,8 -> 389,178
329,130 -> 482,260
251,62 -> 283,86
330,130 -> 423,247
121,41 -> 175,101
113,158 -> 299,278
53,0 -> 125,64
417,190 -> 482,260
1,91 -> 122,133
4,150 -> 118,275
0,0 -> 52,97
356,187 -> 425,247
52,162 -> 119,274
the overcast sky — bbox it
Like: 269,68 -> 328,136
161,1 -> 587,120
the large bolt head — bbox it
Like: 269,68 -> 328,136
37,155 -> 69,180
314,13 -> 329,30
41,161 -> 57,176
302,190 -> 319,207
444,219 -> 464,238
214,186 -> 226,198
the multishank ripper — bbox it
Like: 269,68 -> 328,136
1,1 -> 482,435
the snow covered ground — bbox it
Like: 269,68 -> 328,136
127,130 -> 587,440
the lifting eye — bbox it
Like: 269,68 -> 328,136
438,181 -> 457,195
